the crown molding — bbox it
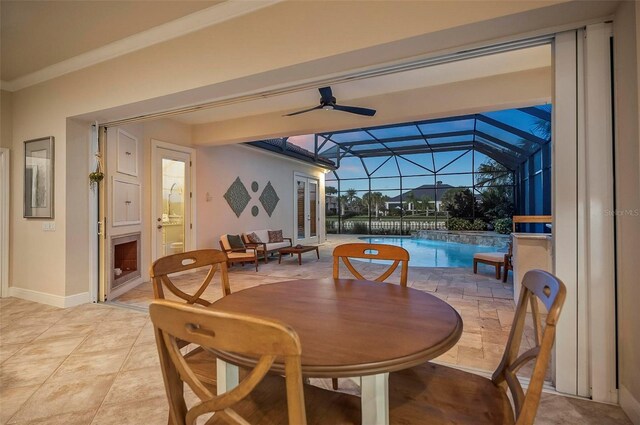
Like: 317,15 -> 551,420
1,0 -> 283,92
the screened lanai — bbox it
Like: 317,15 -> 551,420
313,105 -> 552,235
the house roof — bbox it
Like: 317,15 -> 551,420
387,183 -> 455,203
247,138 -> 336,169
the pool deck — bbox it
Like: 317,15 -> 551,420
114,234 -> 521,373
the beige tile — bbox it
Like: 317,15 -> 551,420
0,324 -> 51,345
9,410 -> 97,425
49,348 -> 130,381
91,396 -> 168,425
16,336 -> 85,359
0,355 -> 67,389
0,384 -> 40,424
34,323 -> 94,342
73,331 -> 140,355
121,341 -> 160,372
497,309 -> 514,328
101,366 -> 166,405
0,344 -> 24,364
8,374 -> 115,423
456,331 -> 483,350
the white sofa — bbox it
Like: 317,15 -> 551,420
242,229 -> 292,263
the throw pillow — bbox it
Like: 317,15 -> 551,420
246,232 -> 262,244
268,230 -> 284,243
227,234 -> 245,250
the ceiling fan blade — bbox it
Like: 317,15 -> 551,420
283,104 -> 323,116
333,104 -> 377,116
318,86 -> 333,102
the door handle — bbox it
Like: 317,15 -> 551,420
157,224 -> 163,229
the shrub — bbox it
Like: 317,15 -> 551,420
470,219 -> 487,231
447,218 -> 472,231
493,218 -> 513,234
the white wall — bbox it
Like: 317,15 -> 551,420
196,144 -> 325,249
613,1 -> 640,422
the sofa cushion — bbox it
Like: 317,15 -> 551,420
268,230 -> 284,243
246,232 -> 262,244
245,229 -> 270,243
227,234 -> 245,250
258,241 -> 291,251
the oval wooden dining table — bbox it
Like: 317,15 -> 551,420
211,278 -> 463,425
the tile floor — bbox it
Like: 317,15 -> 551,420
0,235 -> 632,424
114,235 -> 523,372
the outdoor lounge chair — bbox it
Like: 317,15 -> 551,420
219,234 -> 259,272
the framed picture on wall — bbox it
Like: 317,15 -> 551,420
24,136 -> 54,218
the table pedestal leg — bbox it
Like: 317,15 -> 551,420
216,359 -> 239,394
361,373 -> 389,425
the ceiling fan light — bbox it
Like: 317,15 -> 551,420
322,105 -> 334,111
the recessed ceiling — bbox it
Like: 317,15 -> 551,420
0,0 -> 221,81
171,44 -> 551,126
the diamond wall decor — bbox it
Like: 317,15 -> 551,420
224,177 -> 251,217
259,181 -> 280,217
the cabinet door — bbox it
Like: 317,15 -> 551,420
116,129 -> 138,176
113,178 -> 141,226
126,182 -> 141,223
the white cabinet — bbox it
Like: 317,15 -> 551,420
116,129 -> 138,176
113,178 -> 141,226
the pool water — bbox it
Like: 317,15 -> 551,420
358,237 -> 501,268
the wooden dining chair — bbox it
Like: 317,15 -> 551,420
150,300 -> 361,425
333,243 -> 410,286
332,242 -> 410,390
388,269 -> 567,425
149,249 -> 231,387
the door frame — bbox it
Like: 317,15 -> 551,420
293,172 -> 320,245
151,139 -> 196,261
0,148 -> 9,298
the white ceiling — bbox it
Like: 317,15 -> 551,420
171,44 -> 551,125
0,0 -> 220,81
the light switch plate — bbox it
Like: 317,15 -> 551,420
42,222 -> 55,231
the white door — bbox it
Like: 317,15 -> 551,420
294,174 -> 320,245
152,143 -> 194,260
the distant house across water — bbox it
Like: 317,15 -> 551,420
385,182 -> 455,213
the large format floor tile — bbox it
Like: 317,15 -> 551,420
0,235 -> 632,424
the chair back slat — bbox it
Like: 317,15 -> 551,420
333,243 -> 409,286
150,300 -> 306,425
150,249 -> 231,305
491,269 -> 566,425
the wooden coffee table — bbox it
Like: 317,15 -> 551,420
277,245 -> 319,265
212,278 -> 462,424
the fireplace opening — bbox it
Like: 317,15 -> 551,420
111,233 -> 141,290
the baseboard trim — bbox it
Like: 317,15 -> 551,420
8,287 -> 91,308
620,385 -> 640,425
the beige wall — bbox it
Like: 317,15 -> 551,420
196,144 -> 325,250
1,90 -> 12,149
65,119 -> 91,296
193,68 -> 551,145
613,1 -> 640,420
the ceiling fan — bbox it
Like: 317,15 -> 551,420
284,86 -> 376,117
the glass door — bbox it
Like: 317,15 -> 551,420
294,174 -> 319,245
153,146 -> 191,260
